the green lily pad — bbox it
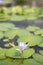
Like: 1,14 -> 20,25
34,29 -> 43,35
15,29 -> 32,37
28,35 -> 42,46
0,23 -> 15,31
0,60 -> 8,65
11,15 -> 25,21
38,42 -> 43,47
21,59 -> 42,65
0,48 -> 6,59
18,35 -> 42,46
25,14 -> 38,20
0,60 -> 14,65
0,32 -> 4,39
13,58 -> 24,65
26,26 -> 40,32
4,28 -> 21,39
33,53 -> 43,63
23,48 -> 35,58
41,34 -> 43,37
4,30 -> 16,39
39,50 -> 43,56
6,47 -> 22,58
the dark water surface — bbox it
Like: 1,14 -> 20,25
0,17 -> 43,28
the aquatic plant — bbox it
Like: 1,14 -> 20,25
0,6 -> 43,21
0,23 -> 43,65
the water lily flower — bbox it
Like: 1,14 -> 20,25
16,42 -> 28,51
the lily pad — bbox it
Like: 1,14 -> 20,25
10,15 -> 25,21
33,53 -> 43,63
38,42 -> 43,47
34,29 -> 43,35
4,30 -> 16,39
15,29 -> 32,37
25,14 -> 38,20
13,58 -> 24,65
0,32 -> 4,39
18,35 -> 42,46
6,47 -> 22,58
21,59 -> 42,65
26,26 -> 40,32
28,35 -> 42,46
0,48 -> 6,59
0,60 -> 14,65
0,23 -> 15,31
23,48 -> 35,58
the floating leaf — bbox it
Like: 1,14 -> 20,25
18,35 -> 42,46
0,32 -> 4,39
0,60 -> 14,65
4,28 -> 21,39
0,48 -> 6,59
15,29 -> 32,37
10,15 -> 25,21
34,29 -> 43,35
6,47 -> 22,58
33,53 -> 43,63
0,60 -> 8,65
23,48 -> 35,58
4,30 -> 16,39
26,26 -> 40,32
21,59 -> 42,65
28,35 -> 42,46
38,42 -> 43,47
0,23 -> 15,31
25,14 -> 38,20
13,58 -> 24,65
